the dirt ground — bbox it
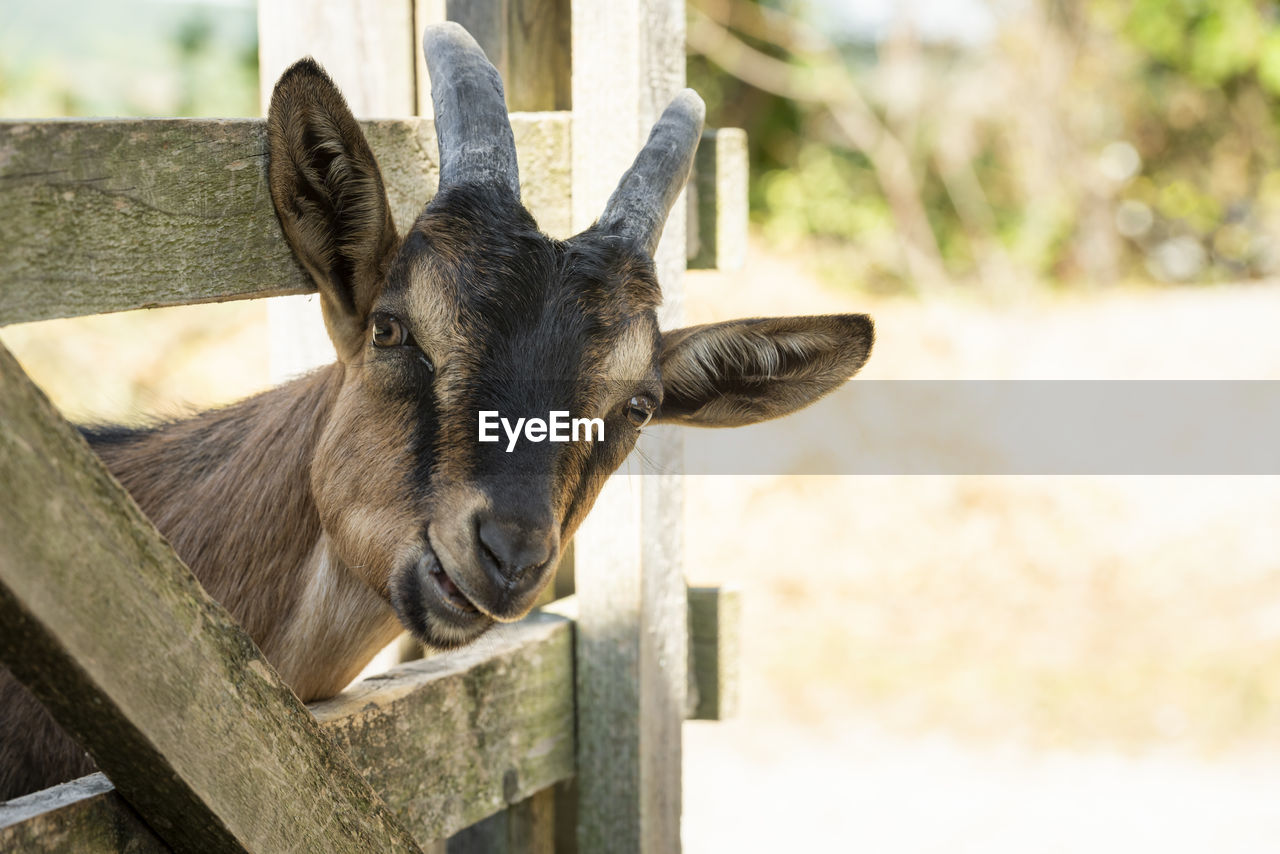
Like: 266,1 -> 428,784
5,243 -> 1280,851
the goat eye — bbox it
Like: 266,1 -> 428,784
371,314 -> 406,348
625,395 -> 656,428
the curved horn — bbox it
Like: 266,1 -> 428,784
597,89 -> 706,256
422,22 -> 520,198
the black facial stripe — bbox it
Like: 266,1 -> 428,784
404,363 -> 442,501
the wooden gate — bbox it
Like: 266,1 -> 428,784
0,1 -> 746,851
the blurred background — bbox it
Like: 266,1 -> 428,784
5,0 -> 1280,850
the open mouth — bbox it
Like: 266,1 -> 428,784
391,543 -> 492,649
427,560 -> 480,614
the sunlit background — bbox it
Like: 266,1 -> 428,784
5,0 -> 1280,851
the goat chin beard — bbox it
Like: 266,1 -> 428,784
389,546 -> 495,651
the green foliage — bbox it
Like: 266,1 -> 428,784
0,0 -> 258,119
1104,0 -> 1280,281
1127,0 -> 1267,88
757,145 -> 887,244
692,0 -> 1280,290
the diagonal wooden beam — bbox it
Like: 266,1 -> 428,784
0,340 -> 423,854
0,610 -> 578,853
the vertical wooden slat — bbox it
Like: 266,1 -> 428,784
570,1 -> 690,851
446,787 -> 556,854
414,6 -> 577,847
257,0 -> 416,117
415,0 -> 570,115
506,0 -> 571,111
688,128 -> 749,270
687,586 -> 741,720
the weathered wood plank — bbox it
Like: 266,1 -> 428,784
570,0 -> 690,850
257,0 -> 417,118
446,786 -> 557,854
688,586 -> 740,720
311,611 -> 575,842
510,112 -> 573,240
506,0 -> 571,112
0,114 -> 570,327
688,128 -> 748,271
0,611 -> 575,853
416,1 -> 568,114
0,341 -> 423,854
543,590 -> 735,722
0,774 -> 168,853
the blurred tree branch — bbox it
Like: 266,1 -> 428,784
690,0 -> 1280,291
688,3 -> 947,291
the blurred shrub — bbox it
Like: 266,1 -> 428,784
0,0 -> 258,119
690,0 -> 1280,292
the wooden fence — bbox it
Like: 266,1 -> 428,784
0,0 -> 747,851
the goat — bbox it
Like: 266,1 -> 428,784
0,23 -> 874,800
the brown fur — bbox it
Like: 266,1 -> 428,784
98,368 -> 343,650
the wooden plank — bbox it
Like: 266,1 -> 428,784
416,1 -> 568,114
0,774 -> 167,854
687,586 -> 740,720
257,0 -> 417,118
446,786 -> 556,854
0,340 -> 422,853
687,128 -> 748,271
0,114 -> 570,327
0,609 -> 575,852
570,4 -> 690,847
506,0 -> 571,112
544,590 -> 734,723
510,112 -> 572,239
312,611 -> 575,842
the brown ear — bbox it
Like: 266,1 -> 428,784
655,314 -> 874,427
267,58 -> 398,360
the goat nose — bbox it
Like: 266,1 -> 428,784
476,515 -> 554,579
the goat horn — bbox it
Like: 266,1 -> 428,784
597,89 -> 706,257
422,22 -> 520,199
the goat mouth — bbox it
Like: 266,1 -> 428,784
427,560 -> 480,614
391,545 -> 491,648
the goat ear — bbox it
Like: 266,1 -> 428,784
654,314 -> 874,427
267,58 -> 398,360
